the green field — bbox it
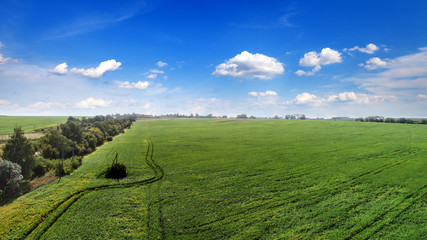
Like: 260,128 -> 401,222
0,119 -> 426,239
0,116 -> 70,134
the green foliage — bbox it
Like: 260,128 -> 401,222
60,120 -> 83,143
38,129 -> 76,159
0,159 -> 23,202
2,127 -> 34,178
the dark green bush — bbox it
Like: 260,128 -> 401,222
55,163 -> 65,176
32,164 -> 46,178
105,162 -> 127,179
106,136 -> 113,141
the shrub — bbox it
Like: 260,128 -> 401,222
0,159 -> 23,201
106,163 -> 127,179
105,153 -> 126,179
31,156 -> 48,178
55,163 -> 65,176
32,164 -> 46,178
106,136 -> 113,141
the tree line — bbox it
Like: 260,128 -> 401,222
0,114 -> 136,204
355,116 -> 427,124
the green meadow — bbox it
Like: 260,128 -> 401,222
0,119 -> 426,239
0,116 -> 69,134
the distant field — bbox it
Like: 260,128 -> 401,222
0,116 -> 69,134
0,120 -> 426,239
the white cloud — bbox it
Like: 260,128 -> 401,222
297,48 -> 341,75
75,97 -> 112,108
163,76 -> 168,80
147,73 -> 157,80
295,70 -> 307,76
0,42 -> 19,65
143,103 -> 151,109
416,94 -> 427,99
213,51 -> 284,79
114,80 -> 150,90
286,91 -> 394,106
348,43 -> 379,54
150,69 -> 164,74
27,101 -> 65,109
364,57 -> 390,70
345,47 -> 427,97
295,65 -> 321,76
71,59 -> 121,78
0,99 -> 18,108
248,90 -> 278,97
292,92 -> 325,105
49,62 -> 68,74
156,61 -> 168,67
300,48 -> 342,67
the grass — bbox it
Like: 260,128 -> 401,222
0,116 -> 70,134
0,119 -> 426,239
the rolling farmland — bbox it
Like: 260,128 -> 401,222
0,119 -> 426,239
0,116 -> 69,135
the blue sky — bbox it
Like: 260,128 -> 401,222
1,0 -> 427,118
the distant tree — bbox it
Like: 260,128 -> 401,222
384,118 -> 396,123
2,127 -> 34,178
236,114 -> 248,119
300,114 -> 306,120
406,119 -> 414,124
397,118 -> 407,124
38,129 -> 75,159
60,121 -> 83,143
273,115 -> 279,119
222,115 -> 228,119
419,119 -> 427,124
249,115 -> 256,119
355,117 -> 364,122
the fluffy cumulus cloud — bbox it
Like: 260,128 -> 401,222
347,43 -> 379,54
75,97 -> 112,108
248,90 -> 278,97
0,42 -> 19,64
156,61 -> 168,67
114,80 -> 150,90
286,91 -> 394,106
71,59 -> 121,78
417,94 -> 427,100
49,62 -> 68,74
296,48 -> 341,76
213,51 -> 284,79
363,57 -> 390,70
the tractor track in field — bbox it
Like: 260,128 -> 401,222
344,185 -> 427,240
192,149 -> 420,232
21,136 -> 163,240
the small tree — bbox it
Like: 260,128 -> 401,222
0,159 -> 23,201
2,127 -> 34,178
106,153 -> 127,179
